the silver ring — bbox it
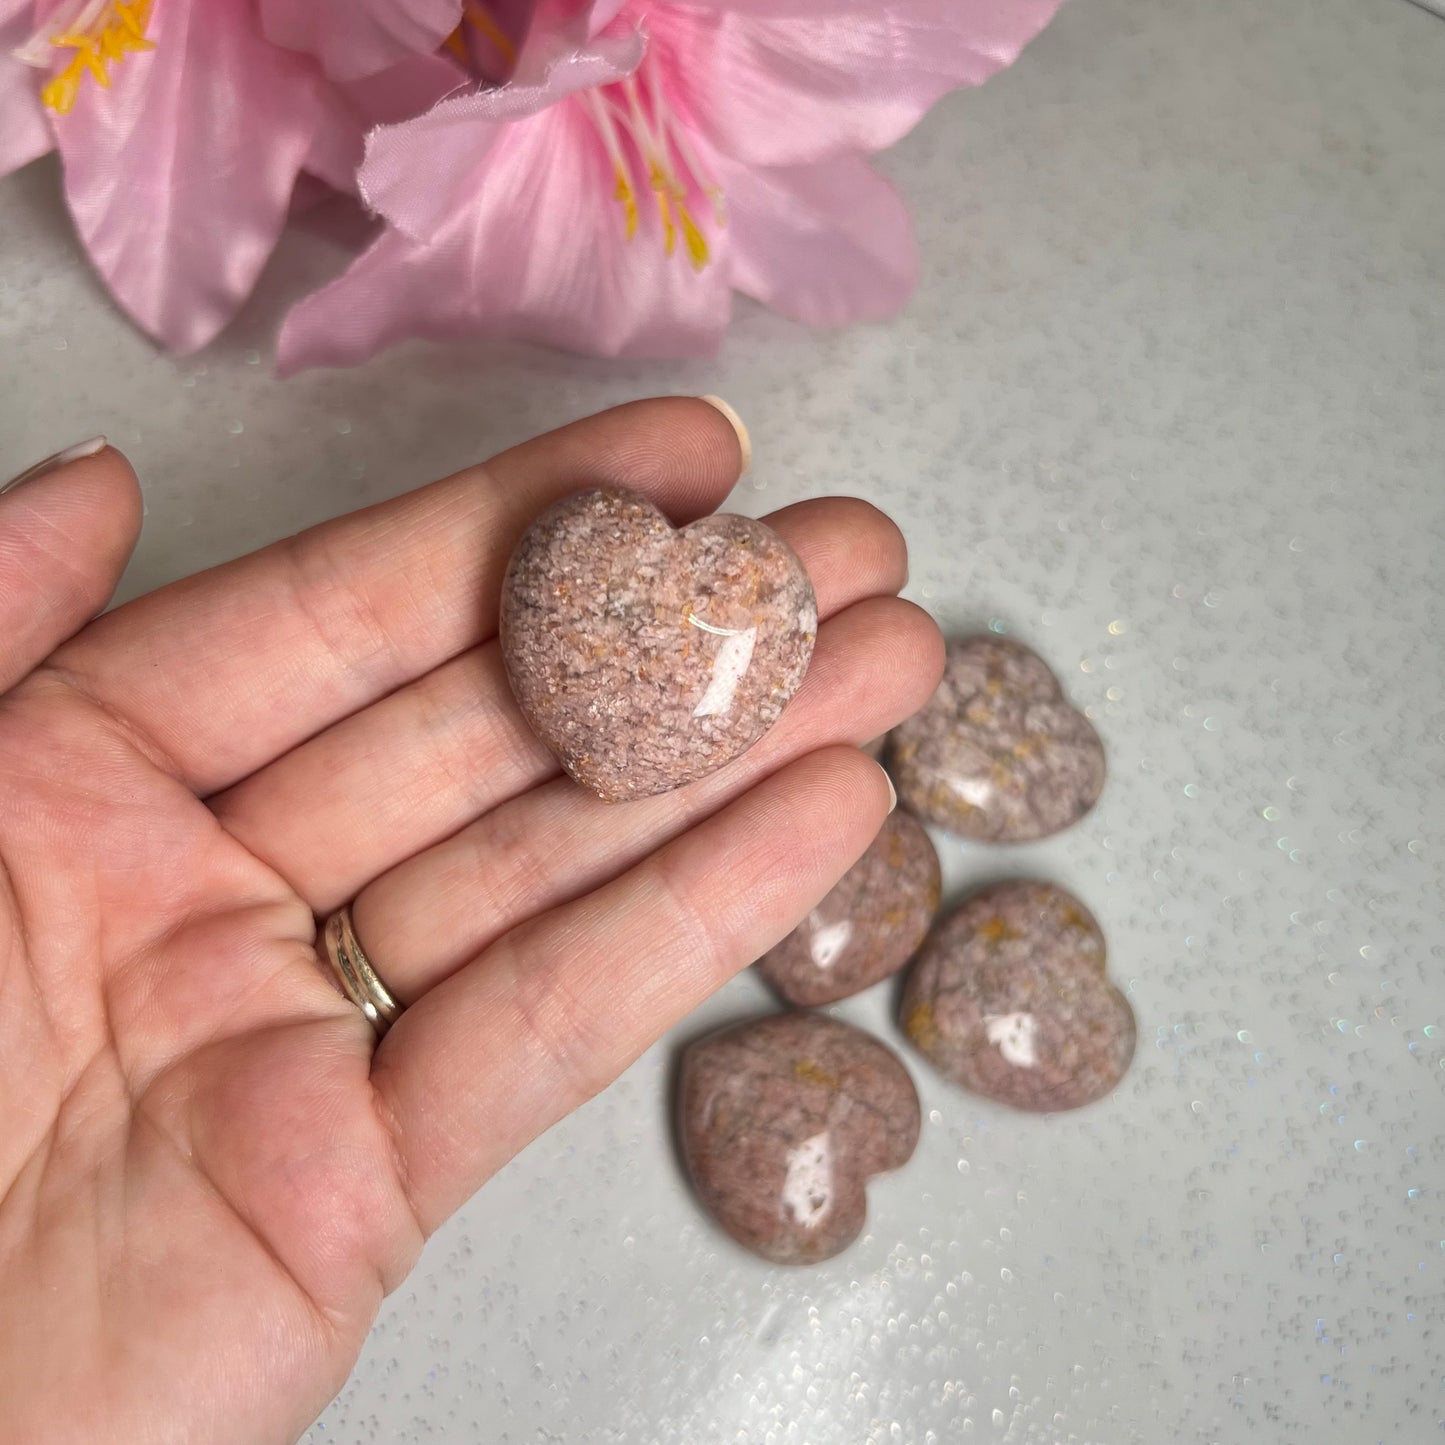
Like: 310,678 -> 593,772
321,905 -> 402,1037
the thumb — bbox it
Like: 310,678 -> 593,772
0,439 -> 143,695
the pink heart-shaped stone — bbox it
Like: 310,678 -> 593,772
501,489 -> 817,801
890,636 -> 1105,841
679,1013 -> 920,1264
901,880 -> 1135,1112
758,810 -> 942,1006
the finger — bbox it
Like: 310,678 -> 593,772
357,597 -> 943,1000
0,445 -> 141,695
52,398 -> 748,793
371,745 -> 893,1232
211,496 -> 908,909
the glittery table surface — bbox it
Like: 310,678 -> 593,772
1,0 -> 1441,1439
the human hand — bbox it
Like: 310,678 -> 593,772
0,399 -> 944,1444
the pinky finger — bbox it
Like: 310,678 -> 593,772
372,746 -> 894,1234
0,443 -> 141,694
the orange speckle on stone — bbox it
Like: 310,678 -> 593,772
977,916 -> 1016,943
904,1001 -> 938,1049
793,1059 -> 839,1089
933,784 -> 974,817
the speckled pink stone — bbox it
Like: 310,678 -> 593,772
501,489 -> 817,802
758,811 -> 942,1006
901,881 -> 1135,1112
889,636 -> 1105,842
679,1014 -> 921,1265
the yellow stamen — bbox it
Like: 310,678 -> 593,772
580,89 -> 638,245
114,1 -> 149,39
613,166 -> 639,242
579,50 -> 724,269
655,100 -> 727,230
677,199 -> 709,272
33,1 -> 153,115
648,164 -> 676,257
442,27 -> 470,63
41,73 -> 80,114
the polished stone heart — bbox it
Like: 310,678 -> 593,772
901,880 -> 1135,1112
889,635 -> 1105,841
501,488 -> 817,801
679,1013 -> 920,1264
758,810 -> 941,1007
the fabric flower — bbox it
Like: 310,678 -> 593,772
276,0 -> 534,192
258,0 -> 463,83
279,0 -> 1065,370
4,0 -> 455,353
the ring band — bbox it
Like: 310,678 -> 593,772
321,905 -> 402,1037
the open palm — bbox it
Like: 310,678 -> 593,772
0,399 -> 942,1445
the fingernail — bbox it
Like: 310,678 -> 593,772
1,436 -> 107,496
698,396 -> 751,475
882,766 -> 898,814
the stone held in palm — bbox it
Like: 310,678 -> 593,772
889,635 -> 1105,842
500,488 -> 817,802
758,810 -> 942,1007
900,880 -> 1135,1112
678,1013 -> 921,1265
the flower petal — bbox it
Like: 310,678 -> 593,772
722,152 -> 917,328
280,104 -> 730,371
359,12 -> 643,242
588,0 -> 629,32
0,1 -> 51,178
259,0 -> 463,82
306,54 -> 467,195
53,0 -> 322,352
659,0 -> 1064,167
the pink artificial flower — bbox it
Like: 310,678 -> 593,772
276,0 -> 534,193
304,54 -> 471,198
258,0 -> 463,83
279,0 -> 1065,369
259,0 -> 533,84
4,0 -> 456,353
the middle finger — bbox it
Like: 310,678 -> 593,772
212,496 -> 908,907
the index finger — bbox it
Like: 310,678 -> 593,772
50,398 -> 749,794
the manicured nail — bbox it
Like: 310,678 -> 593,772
698,396 -> 751,475
1,436 -> 107,496
882,766 -> 898,814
